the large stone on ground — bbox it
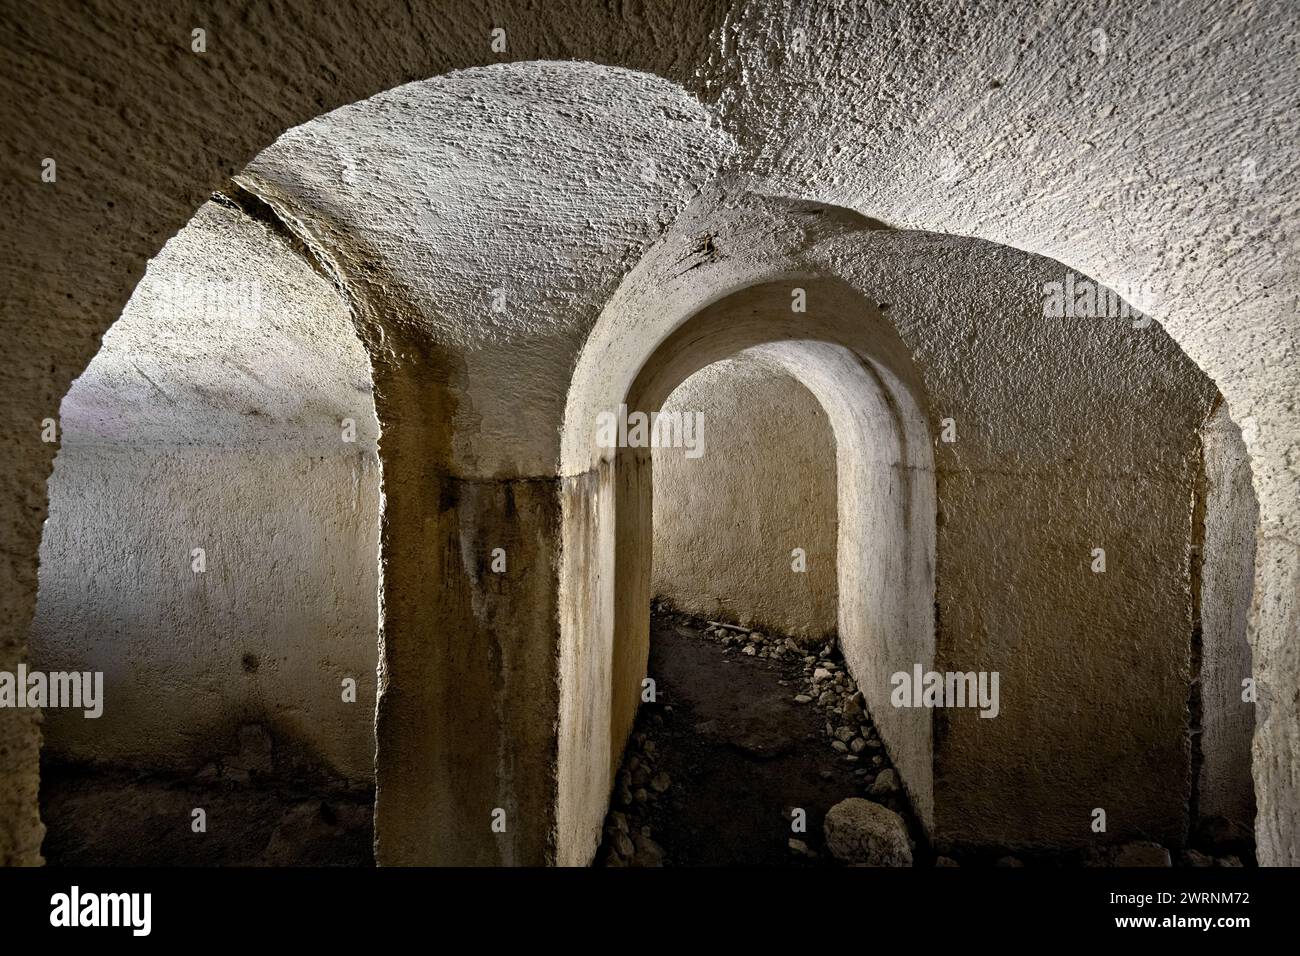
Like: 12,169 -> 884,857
823,798 -> 912,866
630,833 -> 665,867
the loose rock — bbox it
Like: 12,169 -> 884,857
869,768 -> 899,796
823,798 -> 913,866
631,833 -> 665,867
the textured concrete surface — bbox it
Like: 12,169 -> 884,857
561,190 -> 1217,858
1198,402 -> 1258,835
652,356 -> 838,641
34,446 -> 380,781
32,201 -> 381,783
372,470 -> 562,866
1,0 -> 1295,866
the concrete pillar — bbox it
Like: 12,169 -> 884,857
370,354 -> 562,866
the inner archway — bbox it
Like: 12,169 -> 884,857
610,342 -> 933,864
558,192 -> 1260,867
651,354 -> 839,645
558,272 -> 938,865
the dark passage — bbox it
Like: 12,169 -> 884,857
598,611 -> 1257,868
40,763 -> 373,866
598,609 -> 923,866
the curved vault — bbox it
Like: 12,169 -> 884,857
2,20 -> 1291,863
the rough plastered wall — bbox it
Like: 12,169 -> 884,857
30,200 -> 381,785
562,192 -> 1218,857
561,266 -> 937,863
3,1 -> 1297,866
925,309 -> 1213,852
652,356 -> 837,642
235,62 -> 732,865
883,236 -> 1220,853
1197,402 -> 1258,837
34,448 -> 380,782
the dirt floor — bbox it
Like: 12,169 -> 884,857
38,608 -> 1254,868
39,762 -> 373,866
596,611 -> 927,866
596,609 -> 1257,868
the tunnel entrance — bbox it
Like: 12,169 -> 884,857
593,352 -> 923,865
565,270 -> 942,864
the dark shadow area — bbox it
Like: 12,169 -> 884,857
40,756 -> 373,866
597,607 -> 925,866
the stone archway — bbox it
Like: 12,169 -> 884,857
2,2 -> 1295,867
30,197 -> 383,864
559,189 -> 1257,864
555,276 -> 938,866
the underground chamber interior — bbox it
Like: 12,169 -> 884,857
28,228 -> 1262,866
31,198 -> 381,866
18,74 -> 1262,866
30,230 -> 1264,867
1,0 -> 1294,885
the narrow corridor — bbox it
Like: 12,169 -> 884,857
599,609 -> 924,866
